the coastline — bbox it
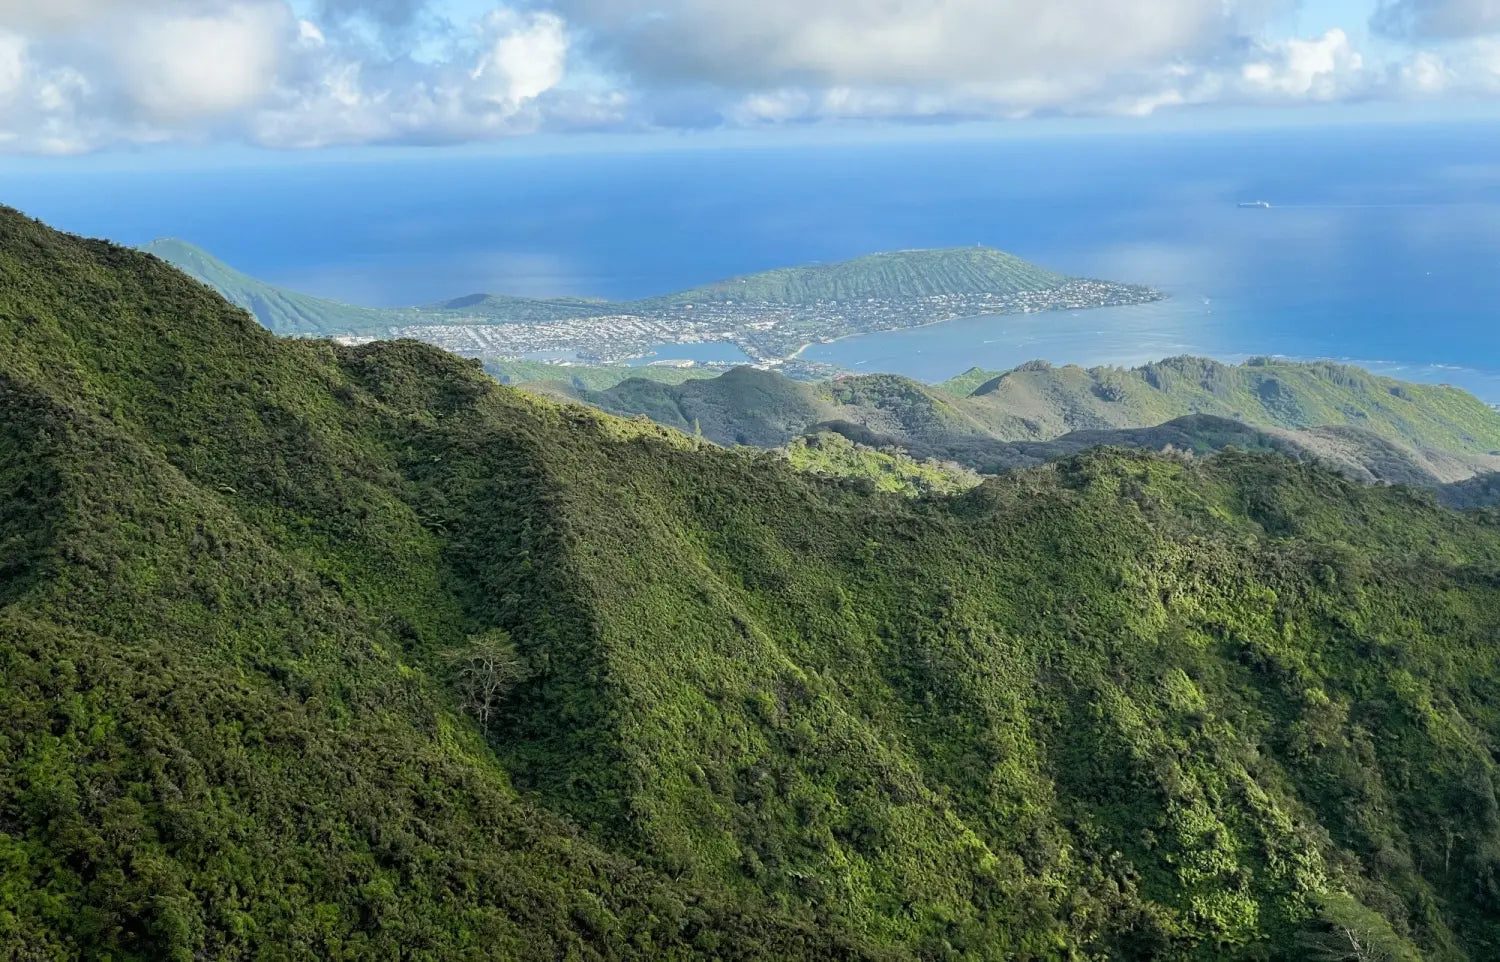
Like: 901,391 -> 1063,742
772,288 -> 1169,367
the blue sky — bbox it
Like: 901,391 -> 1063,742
1,0 -> 1498,156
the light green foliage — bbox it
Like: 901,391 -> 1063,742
936,366 -> 1003,397
6,207 -> 1500,961
447,629 -> 528,732
1299,894 -> 1424,961
782,432 -> 981,496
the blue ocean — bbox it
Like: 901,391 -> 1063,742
8,121 -> 1500,399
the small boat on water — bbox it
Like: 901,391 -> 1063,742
1238,200 -> 1271,209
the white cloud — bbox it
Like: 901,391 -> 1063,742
249,7 -> 584,148
1373,0 -> 1500,40
1240,28 -> 1365,100
0,0 -> 1497,153
556,0 -> 1392,126
118,2 -> 287,122
559,0 -> 1248,89
298,18 -> 327,47
470,9 -> 567,108
1389,37 -> 1500,93
0,0 -> 587,152
720,28 -> 1375,124
0,31 -> 24,101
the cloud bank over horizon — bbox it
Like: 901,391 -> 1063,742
0,0 -> 1498,154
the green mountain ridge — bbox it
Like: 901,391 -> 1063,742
571,361 -> 1500,483
139,239 -> 619,336
820,414 -> 1500,488
9,207 -> 1500,960
138,238 -> 407,336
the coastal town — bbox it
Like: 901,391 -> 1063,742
347,277 -> 1163,367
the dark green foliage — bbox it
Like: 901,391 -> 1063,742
6,207 -> 1500,961
782,432 -> 981,496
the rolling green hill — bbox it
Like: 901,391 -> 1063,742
9,207 -> 1500,960
576,366 -> 832,446
636,247 -> 1074,307
964,356 -> 1500,453
573,360 -> 1500,484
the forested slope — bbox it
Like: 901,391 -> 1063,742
5,207 -> 1500,961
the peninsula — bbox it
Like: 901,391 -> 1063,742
144,241 -> 1163,367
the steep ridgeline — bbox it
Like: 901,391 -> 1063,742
140,238 -> 407,336
142,239 -> 611,337
6,207 -> 1500,961
572,361 -> 1500,484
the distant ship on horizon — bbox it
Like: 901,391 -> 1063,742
1237,200 -> 1272,209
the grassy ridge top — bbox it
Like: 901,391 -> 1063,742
638,247 -> 1072,307
9,207 -> 1500,960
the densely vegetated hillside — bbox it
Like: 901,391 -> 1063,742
7,207 -> 1500,961
575,361 -> 1500,483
